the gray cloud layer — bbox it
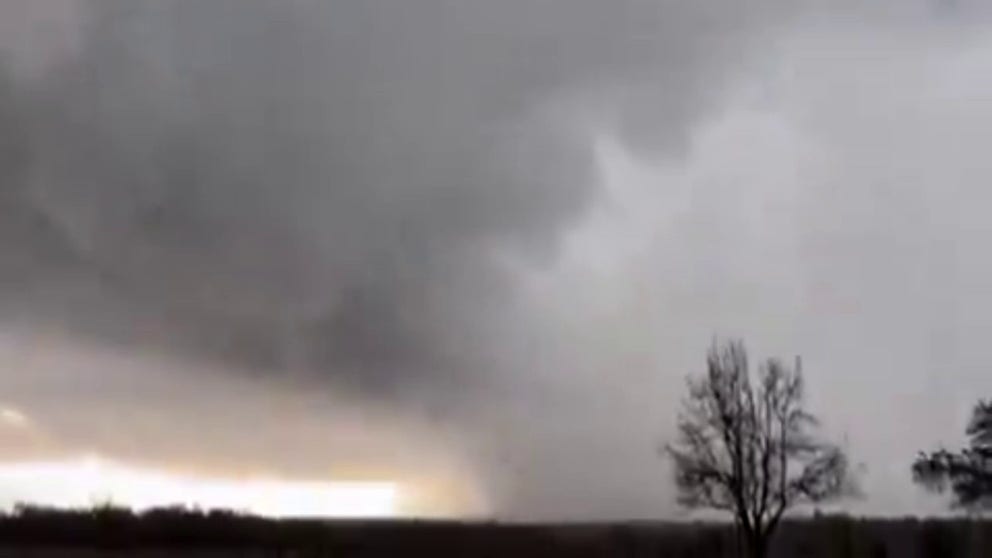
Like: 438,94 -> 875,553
2,0 -> 773,392
0,0 -> 990,518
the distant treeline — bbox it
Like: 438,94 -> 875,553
0,505 -> 988,557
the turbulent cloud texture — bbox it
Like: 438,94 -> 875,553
0,0 -> 783,392
0,0 -> 990,518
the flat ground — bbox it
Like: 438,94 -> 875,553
0,510 -> 984,557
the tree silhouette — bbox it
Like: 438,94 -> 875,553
913,399 -> 992,509
666,340 -> 852,558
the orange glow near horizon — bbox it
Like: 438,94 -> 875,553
0,455 -> 401,518
0,402 -> 487,519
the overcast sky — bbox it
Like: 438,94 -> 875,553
0,0 -> 989,519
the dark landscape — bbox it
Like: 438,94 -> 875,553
0,507 -> 983,557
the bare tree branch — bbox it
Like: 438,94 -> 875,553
665,340 -> 852,558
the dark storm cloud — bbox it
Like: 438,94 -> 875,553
0,0 -> 790,396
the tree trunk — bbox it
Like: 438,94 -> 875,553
746,533 -> 768,558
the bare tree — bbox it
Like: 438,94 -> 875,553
913,399 -> 992,510
665,340 -> 852,558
